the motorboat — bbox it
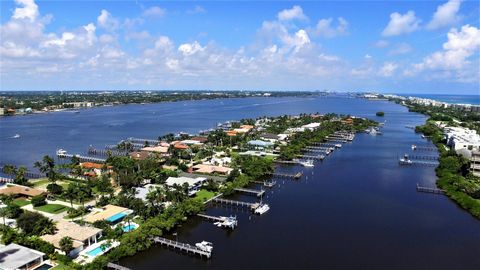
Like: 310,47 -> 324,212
300,160 -> 314,167
334,143 -> 342,148
56,149 -> 67,155
11,134 -> 20,139
254,204 -> 270,215
264,180 -> 276,187
399,154 -> 413,165
411,144 -> 417,151
195,241 -> 213,253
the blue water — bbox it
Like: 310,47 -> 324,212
86,246 -> 105,257
399,94 -> 480,105
123,224 -> 137,232
106,212 -> 127,223
1,96 -> 480,269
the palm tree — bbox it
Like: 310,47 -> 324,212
64,184 -> 77,209
34,155 -> 57,184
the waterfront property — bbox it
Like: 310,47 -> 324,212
165,176 -> 207,196
0,243 -> 45,270
85,204 -> 132,224
0,185 -> 45,199
75,240 -> 121,264
190,164 -> 233,175
41,220 -> 103,257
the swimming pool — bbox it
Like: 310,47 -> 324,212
86,246 -> 106,257
122,224 -> 137,232
34,264 -> 53,270
106,212 -> 127,223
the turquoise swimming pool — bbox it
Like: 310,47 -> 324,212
122,224 -> 137,232
106,212 -> 127,223
86,246 -> 105,257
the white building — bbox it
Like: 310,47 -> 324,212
165,176 -> 207,196
0,243 -> 45,270
444,126 -> 480,153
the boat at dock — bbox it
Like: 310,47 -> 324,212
299,160 -> 314,167
213,216 -> 238,229
11,134 -> 20,139
254,204 -> 270,215
399,154 -> 413,165
195,241 -> 213,253
264,180 -> 276,187
56,149 -> 67,155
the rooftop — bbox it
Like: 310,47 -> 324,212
0,243 -> 44,270
41,220 -> 102,249
85,204 -> 130,223
0,185 -> 45,197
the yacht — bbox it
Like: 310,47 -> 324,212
399,154 -> 413,165
254,204 -> 270,215
300,160 -> 314,167
56,149 -> 67,155
195,241 -> 213,253
334,143 -> 342,148
264,180 -> 276,187
411,144 -> 417,151
11,134 -> 20,139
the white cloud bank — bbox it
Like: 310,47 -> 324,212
427,0 -> 462,30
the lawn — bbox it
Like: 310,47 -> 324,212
51,263 -> 74,270
34,203 -> 69,214
195,189 -> 217,202
13,199 -> 30,207
31,178 -> 50,187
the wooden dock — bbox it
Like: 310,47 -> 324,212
197,214 -> 238,229
409,155 -> 439,161
57,153 -> 106,163
274,160 -> 301,165
107,263 -> 131,270
416,183 -> 445,194
270,172 -> 303,179
212,198 -> 259,210
297,154 -> 325,160
126,137 -> 161,145
88,147 -> 128,157
152,237 -> 212,258
234,187 -> 265,197
0,177 -> 14,183
0,165 -> 45,179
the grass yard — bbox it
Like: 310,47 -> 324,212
31,178 -> 50,187
195,189 -> 217,202
13,199 -> 30,207
34,203 -> 69,214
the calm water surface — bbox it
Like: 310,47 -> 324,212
1,96 -> 479,269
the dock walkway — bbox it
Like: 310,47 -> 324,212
107,263 -> 131,270
152,237 -> 212,258
212,198 -> 259,210
416,183 -> 445,194
234,187 -> 265,197
270,172 -> 303,179
57,153 -> 106,163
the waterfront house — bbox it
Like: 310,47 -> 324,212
190,136 -> 208,143
165,176 -> 207,196
0,185 -> 45,199
140,145 -> 169,156
85,204 -> 132,224
80,162 -> 110,177
129,151 -> 150,160
301,122 -> 321,131
247,140 -> 274,150
191,164 -> 233,175
173,142 -> 189,150
41,220 -> 102,257
0,243 -> 45,270
260,133 -> 280,143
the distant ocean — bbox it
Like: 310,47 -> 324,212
399,94 -> 480,105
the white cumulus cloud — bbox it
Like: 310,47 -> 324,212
12,0 -> 39,22
427,0 -> 462,30
314,17 -> 349,38
142,6 -> 166,17
382,11 -> 421,36
277,5 -> 308,21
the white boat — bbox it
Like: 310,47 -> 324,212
411,144 -> 417,151
264,180 -> 276,187
334,143 -> 342,148
56,149 -> 67,155
300,160 -> 314,167
254,204 -> 270,215
11,134 -> 20,139
399,154 -> 413,165
195,241 -> 213,253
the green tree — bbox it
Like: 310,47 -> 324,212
31,195 -> 46,207
34,155 -> 58,184
59,236 -> 73,255
16,211 -> 55,235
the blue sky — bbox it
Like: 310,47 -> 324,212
0,0 -> 479,94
